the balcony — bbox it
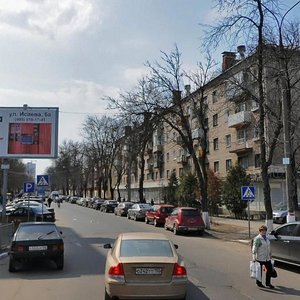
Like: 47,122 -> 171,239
228,111 -> 252,128
177,155 -> 188,164
229,138 -> 253,154
192,128 -> 204,140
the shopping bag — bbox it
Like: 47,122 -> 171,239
250,261 -> 257,279
255,262 -> 261,281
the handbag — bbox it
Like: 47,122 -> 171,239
271,268 -> 277,278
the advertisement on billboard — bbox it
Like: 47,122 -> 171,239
0,106 -> 59,158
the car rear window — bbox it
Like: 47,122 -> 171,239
181,209 -> 200,217
160,207 -> 174,213
120,239 -> 174,257
16,225 -> 60,241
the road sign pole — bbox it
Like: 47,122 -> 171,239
248,201 -> 251,239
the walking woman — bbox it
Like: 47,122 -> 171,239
252,225 -> 274,289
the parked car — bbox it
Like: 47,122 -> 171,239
127,203 -> 152,221
6,200 -> 55,214
69,196 -> 79,204
164,207 -> 205,235
114,202 -> 133,216
103,232 -> 187,300
6,206 -> 55,227
92,198 -> 105,210
269,221 -> 300,266
8,222 -> 64,272
273,203 -> 300,224
100,200 -> 118,213
145,204 -> 175,227
76,197 -> 85,206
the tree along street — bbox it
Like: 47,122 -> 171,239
0,203 -> 299,300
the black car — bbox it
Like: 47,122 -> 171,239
269,221 -> 300,266
6,206 -> 55,227
9,222 -> 64,272
92,198 -> 105,210
100,200 -> 118,213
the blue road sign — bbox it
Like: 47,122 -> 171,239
24,181 -> 35,193
241,186 -> 255,200
37,175 -> 49,186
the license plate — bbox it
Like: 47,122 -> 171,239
188,227 -> 198,231
135,267 -> 162,275
29,245 -> 48,251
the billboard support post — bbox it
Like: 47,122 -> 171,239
1,160 -> 9,223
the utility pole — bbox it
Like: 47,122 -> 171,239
1,159 -> 9,223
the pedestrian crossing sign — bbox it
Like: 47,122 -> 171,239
241,186 -> 255,200
37,175 -> 49,186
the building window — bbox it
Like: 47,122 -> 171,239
214,161 -> 219,173
167,170 -> 170,178
166,153 -> 169,162
237,129 -> 246,142
213,114 -> 218,126
212,90 -> 217,103
224,110 -> 229,123
238,156 -> 249,169
204,118 -> 209,129
255,154 -> 261,168
253,126 -> 259,139
179,168 -> 183,177
225,134 -> 231,147
213,138 -> 219,150
155,172 -> 159,180
226,159 -> 232,171
172,169 -> 177,177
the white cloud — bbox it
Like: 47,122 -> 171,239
122,67 -> 149,86
0,0 -> 105,40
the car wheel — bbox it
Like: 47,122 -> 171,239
173,224 -> 178,235
127,213 -> 130,219
9,258 -> 16,272
282,216 -> 287,223
145,217 -> 149,224
198,230 -> 204,236
104,288 -> 111,300
164,222 -> 168,231
153,219 -> 158,227
56,255 -> 64,270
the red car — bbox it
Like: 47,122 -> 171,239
164,207 -> 205,235
145,204 -> 175,226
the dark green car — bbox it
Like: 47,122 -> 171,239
9,222 -> 64,272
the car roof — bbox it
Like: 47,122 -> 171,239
19,222 -> 56,227
119,232 -> 170,241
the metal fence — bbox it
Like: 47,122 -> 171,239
0,223 -> 14,251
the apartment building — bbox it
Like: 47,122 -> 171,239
117,46 -> 300,213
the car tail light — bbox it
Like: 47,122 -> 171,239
16,245 -> 25,252
172,263 -> 187,278
53,243 -> 64,251
108,263 -> 124,276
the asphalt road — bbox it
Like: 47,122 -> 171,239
0,203 -> 299,300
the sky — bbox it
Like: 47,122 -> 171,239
0,0 -> 299,175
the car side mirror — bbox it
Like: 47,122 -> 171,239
103,243 -> 112,249
174,244 -> 178,249
270,230 -> 278,238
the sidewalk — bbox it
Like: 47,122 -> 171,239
207,216 -> 265,244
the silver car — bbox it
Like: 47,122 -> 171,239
269,221 -> 300,266
127,203 -> 152,221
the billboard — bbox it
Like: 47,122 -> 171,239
0,106 -> 59,158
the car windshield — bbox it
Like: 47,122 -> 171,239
16,224 -> 60,241
120,239 -> 174,257
181,209 -> 200,217
273,205 -> 287,211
